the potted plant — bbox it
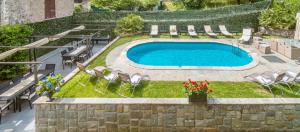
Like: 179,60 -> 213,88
183,79 -> 212,103
37,74 -> 64,101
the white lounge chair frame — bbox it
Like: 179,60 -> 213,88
245,72 -> 287,97
204,25 -> 217,38
219,25 -> 233,37
150,25 -> 158,36
169,25 -> 178,37
239,28 -> 252,44
187,25 -> 197,37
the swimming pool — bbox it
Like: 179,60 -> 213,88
126,41 -> 254,68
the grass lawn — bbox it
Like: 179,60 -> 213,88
55,34 -> 300,98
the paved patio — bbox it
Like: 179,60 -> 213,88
106,38 -> 300,81
0,42 -> 106,132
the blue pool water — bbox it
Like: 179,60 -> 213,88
127,42 -> 253,67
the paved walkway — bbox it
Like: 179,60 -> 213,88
0,42 -> 106,132
106,38 -> 300,81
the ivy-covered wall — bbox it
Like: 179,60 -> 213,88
28,16 -> 77,36
73,0 -> 271,32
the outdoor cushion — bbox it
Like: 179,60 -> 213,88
104,73 -> 117,81
256,76 -> 272,84
131,75 -> 142,84
86,70 -> 96,76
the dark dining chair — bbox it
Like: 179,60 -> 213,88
78,50 -> 89,62
60,50 -> 67,56
18,86 -> 36,112
62,56 -> 74,69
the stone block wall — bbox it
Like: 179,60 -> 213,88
34,99 -> 300,132
0,0 -> 74,24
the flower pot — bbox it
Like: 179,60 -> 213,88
188,93 -> 207,103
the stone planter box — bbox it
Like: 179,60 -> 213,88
188,93 -> 207,103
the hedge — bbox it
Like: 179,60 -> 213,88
28,16 -> 76,36
74,0 -> 271,22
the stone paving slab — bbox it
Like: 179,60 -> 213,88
34,97 -> 300,105
106,38 -> 300,81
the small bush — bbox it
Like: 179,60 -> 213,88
74,4 -> 82,13
114,14 -> 144,36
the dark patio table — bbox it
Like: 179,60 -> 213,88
0,73 -> 45,101
63,45 -> 87,57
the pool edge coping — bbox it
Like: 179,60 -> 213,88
120,38 -> 259,71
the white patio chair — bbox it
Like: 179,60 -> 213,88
204,25 -> 217,38
187,25 -> 197,37
239,28 -> 252,44
169,25 -> 178,37
150,25 -> 159,36
219,25 -> 233,37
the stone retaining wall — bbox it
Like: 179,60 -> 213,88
34,98 -> 300,132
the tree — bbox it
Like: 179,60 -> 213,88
114,14 -> 144,36
0,24 -> 33,80
259,0 -> 300,29
181,0 -> 205,9
140,0 -> 159,11
90,0 -> 141,11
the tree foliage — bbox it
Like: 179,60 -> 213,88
181,0 -> 205,9
91,0 -> 142,11
0,24 -> 33,80
259,0 -> 300,29
139,0 -> 159,11
114,14 -> 144,36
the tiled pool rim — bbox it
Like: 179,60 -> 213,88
120,39 -> 259,71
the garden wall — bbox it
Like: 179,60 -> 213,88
34,98 -> 300,132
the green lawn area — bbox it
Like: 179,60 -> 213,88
55,35 -> 300,98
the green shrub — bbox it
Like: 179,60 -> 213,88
91,0 -> 141,11
0,24 -> 33,80
139,0 -> 159,11
114,14 -> 144,36
181,0 -> 206,9
74,4 -> 82,13
259,0 -> 300,29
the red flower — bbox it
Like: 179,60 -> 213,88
199,85 -> 203,90
191,81 -> 197,85
202,83 -> 207,88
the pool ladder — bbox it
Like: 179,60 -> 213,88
232,42 -> 241,56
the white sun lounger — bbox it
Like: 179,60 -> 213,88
245,72 -> 287,97
204,25 -> 217,38
187,25 -> 197,37
150,25 -> 158,36
239,28 -> 252,44
170,25 -> 178,37
219,25 -> 233,37
118,72 -> 144,95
